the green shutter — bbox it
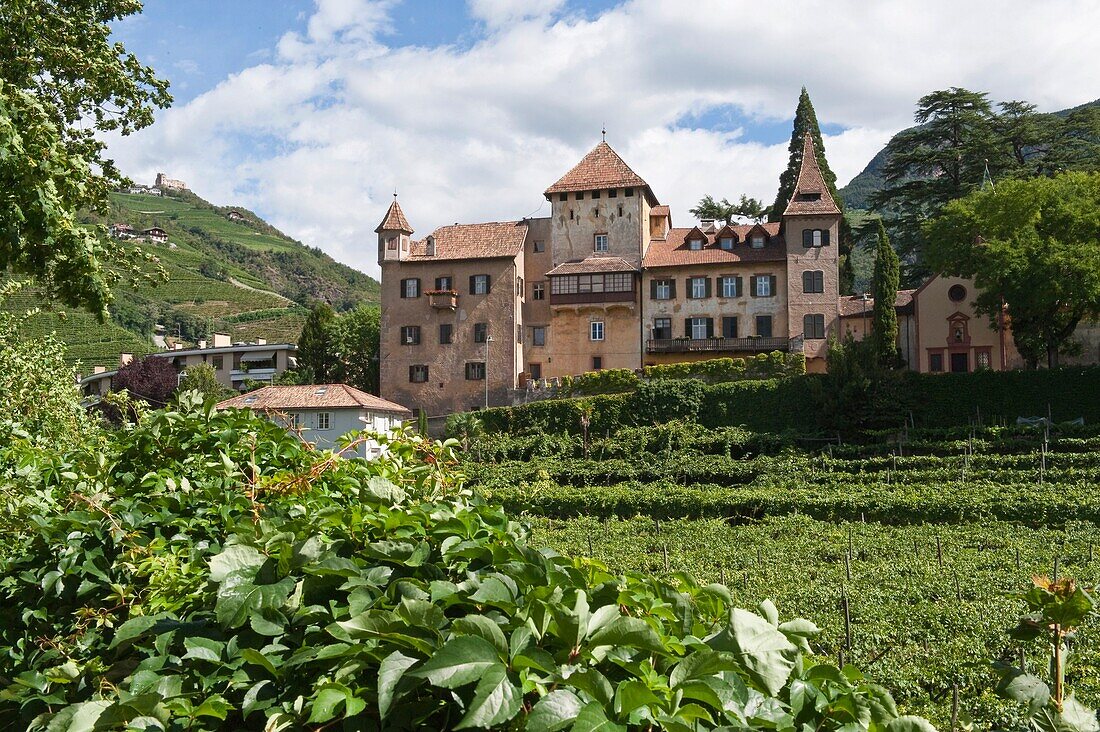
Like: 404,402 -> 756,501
669,279 -> 677,298
705,318 -> 714,338
822,229 -> 831,246
469,275 -> 476,294
650,279 -> 658,299
749,276 -> 757,297
770,275 -> 777,295
684,318 -> 692,338
704,278 -> 712,298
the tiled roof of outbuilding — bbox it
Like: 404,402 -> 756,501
217,384 -> 412,415
783,132 -> 842,216
643,223 -> 786,268
404,221 -> 528,261
545,255 -> 638,276
837,289 -> 916,317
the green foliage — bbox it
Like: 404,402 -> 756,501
329,304 -> 381,393
871,221 -> 901,366
689,194 -> 769,224
178,364 -> 231,402
297,301 -> 337,382
0,400 -> 927,731
925,172 -> 1100,368
812,338 -> 908,433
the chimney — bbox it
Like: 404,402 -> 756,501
119,353 -> 133,367
700,218 -> 716,233
213,333 -> 231,348
93,365 -> 106,374
255,337 -> 266,345
198,339 -> 207,350
174,343 -> 184,351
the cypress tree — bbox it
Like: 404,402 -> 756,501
298,302 -> 337,383
771,88 -> 854,293
871,220 -> 900,366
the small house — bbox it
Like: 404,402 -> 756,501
142,227 -> 169,243
216,384 -> 411,459
226,210 -> 245,222
109,223 -> 134,239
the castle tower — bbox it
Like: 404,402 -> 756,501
376,195 -> 414,265
783,132 -> 842,372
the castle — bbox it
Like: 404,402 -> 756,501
377,133 -> 842,415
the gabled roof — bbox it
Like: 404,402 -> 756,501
837,290 -> 916,317
714,224 -> 739,241
217,384 -> 412,415
545,255 -> 638,277
684,226 -> 708,242
375,198 -> 414,234
643,223 -> 786,268
544,141 -> 658,204
404,221 -> 528,261
784,132 -> 841,216
650,205 -> 670,217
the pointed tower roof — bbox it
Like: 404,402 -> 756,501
783,132 -> 841,216
545,141 -> 658,204
374,197 -> 413,234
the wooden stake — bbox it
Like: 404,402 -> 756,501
719,565 -> 726,586
954,571 -> 962,601
937,535 -> 943,568
845,551 -> 852,581
842,592 -> 852,651
1054,556 -> 1060,583
951,684 -> 960,732
587,533 -> 593,556
1016,547 -> 1021,572
662,543 -> 669,573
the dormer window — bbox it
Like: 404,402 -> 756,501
751,235 -> 765,249
719,237 -> 734,250
426,236 -> 436,256
688,238 -> 703,251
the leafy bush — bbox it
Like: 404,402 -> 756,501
0,399 -> 932,731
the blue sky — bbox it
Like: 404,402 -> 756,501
105,0 -> 1100,278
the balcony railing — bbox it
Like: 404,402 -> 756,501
428,290 -> 458,310
550,290 -> 636,306
646,337 -> 790,354
231,367 -> 277,381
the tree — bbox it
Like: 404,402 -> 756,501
769,88 -> 854,293
0,1 -> 171,316
870,220 -> 900,366
298,302 -> 338,382
925,172 -> 1100,368
112,355 -> 178,407
331,305 -> 381,393
689,194 -> 768,224
178,363 -> 229,402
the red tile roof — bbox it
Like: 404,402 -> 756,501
217,384 -> 412,415
650,205 -> 670,216
545,255 -> 638,276
784,132 -> 841,216
545,141 -> 657,203
375,199 -> 413,234
838,289 -> 916,317
643,223 -> 786,268
403,221 -> 528,261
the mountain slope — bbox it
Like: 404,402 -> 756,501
7,187 -> 379,370
839,97 -> 1100,210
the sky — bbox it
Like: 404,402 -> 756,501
106,0 -> 1100,280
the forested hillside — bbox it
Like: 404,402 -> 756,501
5,188 -> 379,369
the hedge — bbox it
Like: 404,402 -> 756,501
478,366 -> 1100,436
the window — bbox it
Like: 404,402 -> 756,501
516,276 -> 524,295
802,270 -> 825,294
575,191 -> 584,200
400,326 -> 420,345
409,364 -> 429,383
929,352 -> 944,372
688,237 -> 704,251
751,235 -> 765,249
756,315 -> 773,338
473,322 -> 488,343
608,188 -> 617,198
551,274 -> 632,294
591,189 -> 601,199
533,282 -> 545,300
651,279 -> 673,300
212,356 -> 223,371
722,316 -> 738,338
590,321 -> 604,341
558,193 -> 567,202
950,353 -> 969,373
689,317 -> 712,340
316,412 -> 332,430
517,323 -> 523,343
470,274 -> 490,295
465,362 -> 486,380
533,240 -> 545,253
592,356 -> 603,370
753,275 -> 775,297
435,276 -> 453,291
529,363 -> 542,380
719,237 -> 734,250
387,237 -> 398,250
532,326 -> 546,346
594,233 -> 609,252
720,275 -> 740,298
976,350 -> 991,369
802,229 -> 829,248
688,276 -> 709,299
439,323 -> 453,344
803,313 -> 826,339
653,317 -> 672,340
401,278 -> 420,298
624,187 -> 634,196
949,284 -> 967,302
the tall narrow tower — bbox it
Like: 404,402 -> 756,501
783,132 -> 842,372
376,195 -> 414,265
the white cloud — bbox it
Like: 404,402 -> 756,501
105,0 -> 1100,281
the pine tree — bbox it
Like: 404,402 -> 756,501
770,88 -> 854,293
871,220 -> 900,366
298,302 -> 337,383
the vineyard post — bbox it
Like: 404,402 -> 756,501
662,543 -> 669,573
841,591 -> 852,652
951,683 -> 959,732
954,571 -> 961,601
1053,556 -> 1060,583
1090,542 -> 1094,563
845,552 -> 852,581
587,532 -> 593,557
1015,547 -> 1021,572
937,535 -> 943,568
719,565 -> 726,586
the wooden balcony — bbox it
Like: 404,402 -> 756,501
428,290 -> 458,310
646,337 -> 790,354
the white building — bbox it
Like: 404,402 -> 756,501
216,384 -> 412,459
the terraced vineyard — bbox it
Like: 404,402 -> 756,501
465,421 -> 1100,728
